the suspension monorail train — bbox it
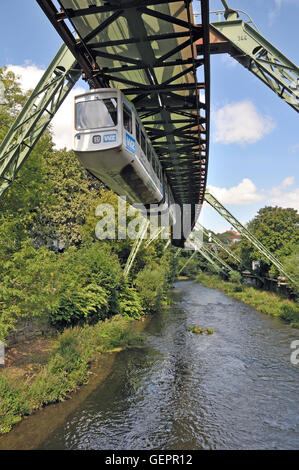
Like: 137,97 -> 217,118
73,88 -> 176,225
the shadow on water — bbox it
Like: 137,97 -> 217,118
1,281 -> 298,450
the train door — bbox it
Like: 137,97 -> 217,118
122,102 -> 136,156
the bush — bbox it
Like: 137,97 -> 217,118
0,376 -> 29,434
229,270 -> 242,284
50,284 -> 108,328
280,304 -> 299,327
135,265 -> 166,313
119,286 -> 145,318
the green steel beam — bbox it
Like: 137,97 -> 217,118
199,4 -> 299,112
163,240 -> 171,251
178,250 -> 197,274
204,192 -> 297,286
195,222 -> 242,265
0,44 -> 80,198
190,230 -> 233,272
188,239 -> 225,275
201,243 -> 233,272
123,219 -> 149,278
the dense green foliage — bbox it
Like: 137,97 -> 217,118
0,68 -> 179,342
239,206 -> 299,278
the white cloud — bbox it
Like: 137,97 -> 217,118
290,143 -> 299,153
7,63 -> 86,150
207,176 -> 299,211
212,100 -> 275,145
7,64 -> 44,91
269,177 -> 299,210
207,178 -> 265,205
269,187 -> 299,210
281,176 -> 295,188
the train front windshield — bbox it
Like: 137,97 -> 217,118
75,97 -> 118,130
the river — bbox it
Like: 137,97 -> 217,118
0,281 -> 298,450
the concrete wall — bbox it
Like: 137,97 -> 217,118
7,317 -> 52,347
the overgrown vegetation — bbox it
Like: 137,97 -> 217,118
187,325 -> 214,335
0,68 -> 179,344
196,273 -> 299,328
0,316 -> 144,434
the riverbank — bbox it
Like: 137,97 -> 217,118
0,315 -> 145,435
196,273 -> 299,328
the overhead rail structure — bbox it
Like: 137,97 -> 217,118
37,0 -> 211,245
196,0 -> 299,112
204,192 -> 297,286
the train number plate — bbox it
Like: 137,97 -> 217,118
92,135 -> 101,144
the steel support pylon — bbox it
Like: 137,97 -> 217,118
123,219 -> 149,278
204,192 -> 297,286
0,44 -> 80,198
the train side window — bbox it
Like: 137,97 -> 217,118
146,141 -> 150,161
136,120 -> 140,144
123,104 -> 132,134
140,131 -> 146,155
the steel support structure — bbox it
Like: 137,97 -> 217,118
123,219 -> 149,278
204,192 -> 296,285
190,230 -> 234,272
178,250 -> 197,274
0,45 -> 80,197
196,2 -> 298,112
188,239 -> 225,274
36,0 -> 211,245
195,222 -> 242,265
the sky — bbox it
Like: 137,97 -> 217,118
0,0 -> 298,233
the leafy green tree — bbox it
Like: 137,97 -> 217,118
239,206 -> 299,276
280,247 -> 299,294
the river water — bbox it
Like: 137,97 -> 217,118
1,281 -> 298,450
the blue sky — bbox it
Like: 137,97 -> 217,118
0,0 -> 298,233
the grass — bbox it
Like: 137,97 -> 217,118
0,315 -> 144,435
196,273 -> 299,328
187,325 -> 214,335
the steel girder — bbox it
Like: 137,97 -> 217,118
178,250 -> 197,274
36,0 -> 211,239
195,222 -> 242,265
123,218 -> 149,277
204,192 -> 297,286
196,5 -> 299,112
189,229 -> 233,272
188,239 -> 225,274
0,45 -> 80,197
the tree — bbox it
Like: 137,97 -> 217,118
239,206 -> 299,276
